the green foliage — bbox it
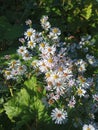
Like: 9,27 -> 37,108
0,16 -> 23,50
0,0 -> 98,50
0,0 -> 98,129
4,77 -> 49,129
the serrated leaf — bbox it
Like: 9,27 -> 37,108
4,77 -> 48,128
4,88 -> 30,121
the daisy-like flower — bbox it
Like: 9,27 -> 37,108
63,68 -> 73,79
75,59 -> 87,73
4,70 -> 13,80
77,87 -> 86,98
31,60 -> 38,68
40,16 -> 51,31
37,60 -> 48,72
44,57 -> 55,69
50,27 -> 61,36
27,40 -> 36,49
24,28 -> 35,40
31,32 -> 43,43
8,60 -> 21,69
47,70 -> 62,85
51,108 -> 67,124
22,52 -> 32,61
53,82 -> 67,94
82,124 -> 95,130
86,54 -> 98,67
17,65 -> 27,75
40,16 -> 48,24
17,46 -> 27,55
68,96 -> 76,108
40,44 -> 56,57
77,76 -> 93,89
39,42 -> 46,51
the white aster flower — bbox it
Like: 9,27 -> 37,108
82,124 -> 95,130
77,87 -> 86,98
22,52 -> 32,61
78,76 -> 93,89
51,108 -> 67,124
4,70 -> 13,80
24,28 -> 36,40
86,54 -> 98,67
75,59 -> 87,73
39,42 -> 46,51
50,27 -> 61,36
9,60 -> 21,69
27,40 -> 36,49
40,16 -> 51,30
63,68 -> 73,79
37,60 -> 48,72
17,46 -> 27,55
48,71 -> 62,85
41,44 -> 56,56
31,32 -> 43,43
31,60 -> 38,68
40,16 -> 48,24
17,65 -> 27,75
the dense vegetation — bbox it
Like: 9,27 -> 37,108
0,0 -> 98,130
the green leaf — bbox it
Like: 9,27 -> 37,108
4,88 -> 30,122
4,77 -> 48,128
81,4 -> 92,20
24,76 -> 37,91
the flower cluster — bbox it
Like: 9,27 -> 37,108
3,16 -> 98,129
4,60 -> 27,80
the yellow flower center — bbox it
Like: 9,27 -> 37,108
27,31 -> 32,37
29,41 -> 33,46
46,73 -> 50,78
53,74 -> 59,79
31,61 -> 36,66
53,28 -> 58,33
25,53 -> 29,57
87,127 -> 91,130
79,76 -> 86,83
77,89 -> 83,95
48,58 -> 53,63
5,71 -> 11,75
40,43 -> 45,47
